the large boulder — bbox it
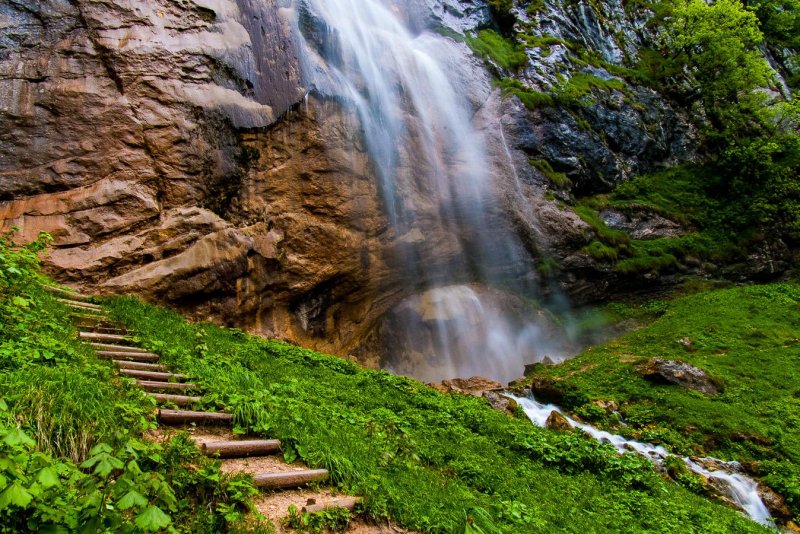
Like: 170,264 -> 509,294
638,359 -> 721,395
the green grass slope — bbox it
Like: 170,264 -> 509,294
527,282 -> 800,521
104,294 -> 772,533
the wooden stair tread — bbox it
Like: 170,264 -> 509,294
59,299 -> 102,310
149,393 -> 201,406
120,369 -> 186,381
137,380 -> 197,391
79,331 -> 129,343
114,360 -> 168,372
90,342 -> 148,353
158,409 -> 231,425
44,285 -> 93,301
302,497 -> 360,514
202,440 -> 281,458
96,351 -> 160,362
253,469 -> 329,489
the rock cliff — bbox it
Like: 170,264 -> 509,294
0,0 -> 792,375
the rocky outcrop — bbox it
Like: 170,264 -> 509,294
638,358 -> 721,395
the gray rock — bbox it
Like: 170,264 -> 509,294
638,358 -> 720,395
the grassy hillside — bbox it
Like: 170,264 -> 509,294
104,295 -> 771,533
527,282 -> 800,521
0,229 -> 775,532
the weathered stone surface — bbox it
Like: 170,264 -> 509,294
545,410 -> 572,431
638,358 -> 720,395
428,376 -> 504,396
600,208 -> 685,240
757,484 -> 793,523
484,391 -> 518,415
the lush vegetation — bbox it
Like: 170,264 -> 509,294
0,231 -> 262,532
464,0 -> 799,256
102,294 -> 773,533
527,282 -> 800,520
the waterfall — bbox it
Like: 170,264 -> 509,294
511,395 -> 774,526
293,0 -> 573,382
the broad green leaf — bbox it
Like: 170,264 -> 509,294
134,505 -> 171,532
4,427 -> 36,448
117,489 -> 148,510
37,466 -> 60,489
11,296 -> 30,308
0,481 -> 33,509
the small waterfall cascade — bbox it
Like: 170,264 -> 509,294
294,0 -> 575,382
511,395 -> 773,526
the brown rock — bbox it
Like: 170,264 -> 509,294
757,484 -> 793,522
545,410 -> 572,432
432,376 -> 504,397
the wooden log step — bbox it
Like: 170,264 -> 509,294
80,325 -> 127,334
302,497 -> 361,514
90,342 -> 149,353
120,369 -> 186,381
201,440 -> 281,458
79,332 -> 129,343
253,470 -> 329,489
149,393 -> 201,406
96,351 -> 160,362
114,360 -> 167,372
44,285 -> 92,301
158,409 -> 232,425
60,299 -> 102,310
137,380 -> 197,392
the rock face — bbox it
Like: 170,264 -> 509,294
0,0 -> 789,378
638,358 -> 721,395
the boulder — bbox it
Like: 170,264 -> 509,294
483,391 -> 518,416
545,410 -> 572,431
638,359 -> 720,395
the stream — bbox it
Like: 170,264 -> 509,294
509,395 -> 773,527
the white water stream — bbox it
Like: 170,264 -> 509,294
511,395 -> 774,526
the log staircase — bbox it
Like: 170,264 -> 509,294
49,286 -> 361,523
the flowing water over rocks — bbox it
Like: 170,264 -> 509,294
511,395 -> 774,526
293,0 -> 575,382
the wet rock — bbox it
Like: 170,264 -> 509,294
529,378 -> 565,405
757,484 -> 793,522
545,410 -> 572,431
638,359 -> 721,395
483,391 -> 518,415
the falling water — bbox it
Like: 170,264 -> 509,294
294,0 -> 575,382
511,395 -> 774,526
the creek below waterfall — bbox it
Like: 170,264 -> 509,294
509,394 -> 774,527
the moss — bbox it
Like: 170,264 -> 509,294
582,240 -> 620,261
555,74 -> 627,106
529,159 -> 571,188
498,79 -> 554,109
466,30 -> 527,70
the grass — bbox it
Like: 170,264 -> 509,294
571,166 -> 754,275
104,295 -> 773,533
0,232 -> 264,532
526,282 -> 800,520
